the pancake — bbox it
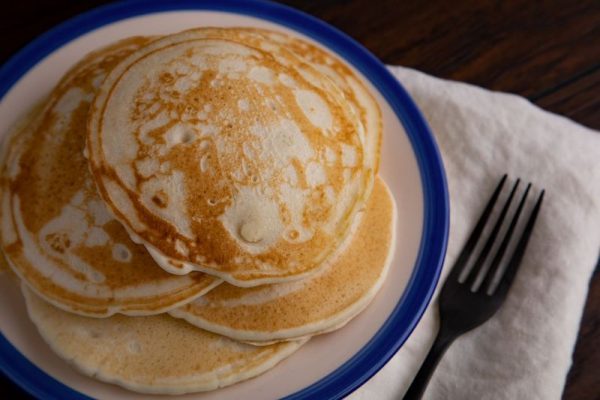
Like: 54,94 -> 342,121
0,38 -> 220,317
87,28 -> 379,286
22,285 -> 306,395
170,177 -> 396,344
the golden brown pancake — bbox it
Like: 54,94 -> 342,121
86,28 -> 380,286
0,37 -> 220,317
22,285 -> 306,394
170,177 -> 396,344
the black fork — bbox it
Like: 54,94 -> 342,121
404,175 -> 545,400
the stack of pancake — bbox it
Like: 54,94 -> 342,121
0,28 -> 396,394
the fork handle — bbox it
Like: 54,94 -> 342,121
403,331 -> 455,400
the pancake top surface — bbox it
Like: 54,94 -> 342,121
245,28 -> 382,176
171,177 -> 396,342
87,28 -> 380,285
22,286 -> 305,394
0,37 -> 219,317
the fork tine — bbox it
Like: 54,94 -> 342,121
446,174 -> 507,283
465,178 -> 520,289
494,189 -> 545,298
481,183 -> 532,295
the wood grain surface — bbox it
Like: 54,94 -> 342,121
0,1 -> 598,398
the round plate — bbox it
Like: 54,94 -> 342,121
0,1 -> 448,399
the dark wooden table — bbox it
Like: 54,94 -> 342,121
1,1 -> 598,398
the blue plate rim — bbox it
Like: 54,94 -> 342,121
0,1 -> 449,399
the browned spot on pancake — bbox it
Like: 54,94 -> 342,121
44,232 -> 71,254
152,190 -> 168,208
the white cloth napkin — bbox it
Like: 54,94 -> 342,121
350,67 -> 600,400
